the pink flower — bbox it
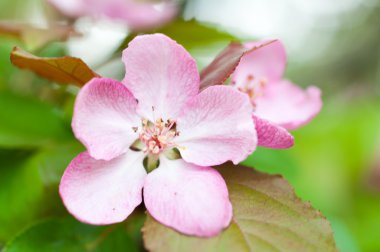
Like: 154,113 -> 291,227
48,0 -> 179,31
59,34 -> 257,237
231,40 -> 322,149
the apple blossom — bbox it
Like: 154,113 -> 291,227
59,34 -> 257,237
48,0 -> 179,31
231,40 -> 322,149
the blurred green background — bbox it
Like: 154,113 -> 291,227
0,0 -> 379,251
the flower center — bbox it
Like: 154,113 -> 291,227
233,74 -> 267,108
135,118 -> 179,155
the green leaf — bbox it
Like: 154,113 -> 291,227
0,142 -> 83,242
143,164 -> 337,252
155,19 -> 238,69
0,149 -> 45,242
3,218 -> 139,252
155,19 -> 236,51
31,141 -> 84,186
0,92 -> 72,148
0,38 -> 21,89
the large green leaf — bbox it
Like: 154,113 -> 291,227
0,142 -> 83,242
0,150 -> 45,242
31,141 -> 84,186
3,218 -> 139,252
0,92 -> 71,148
143,164 -> 337,252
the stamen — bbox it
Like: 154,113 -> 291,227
135,117 -> 179,155
233,74 -> 268,107
247,74 -> 254,81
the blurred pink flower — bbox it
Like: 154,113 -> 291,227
48,0 -> 179,31
231,40 -> 322,149
60,34 -> 257,237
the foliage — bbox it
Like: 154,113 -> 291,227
143,164 -> 337,252
2,218 -> 141,252
10,47 -> 99,86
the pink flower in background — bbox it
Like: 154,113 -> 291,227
60,34 -> 257,237
231,40 -> 322,149
48,0 -> 88,17
48,0 -> 179,31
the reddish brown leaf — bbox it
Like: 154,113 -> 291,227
10,47 -> 99,86
200,40 -> 276,91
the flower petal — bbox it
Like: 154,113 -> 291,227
255,80 -> 322,130
122,34 -> 200,121
232,40 -> 286,88
72,77 -> 140,161
86,0 -> 179,31
144,158 -> 232,237
254,115 -> 294,149
59,151 -> 146,225
48,0 -> 88,17
176,86 -> 257,166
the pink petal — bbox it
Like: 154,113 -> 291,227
59,151 -> 146,225
72,77 -> 140,161
144,158 -> 232,237
176,86 -> 257,166
254,115 -> 294,149
255,80 -> 322,130
122,34 -> 200,121
232,40 -> 286,88
86,0 -> 179,31
48,0 -> 88,17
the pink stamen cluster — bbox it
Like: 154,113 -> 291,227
137,118 -> 178,154
234,75 -> 267,107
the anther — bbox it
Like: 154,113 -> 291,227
137,117 -> 179,155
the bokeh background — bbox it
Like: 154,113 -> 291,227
0,0 -> 379,251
